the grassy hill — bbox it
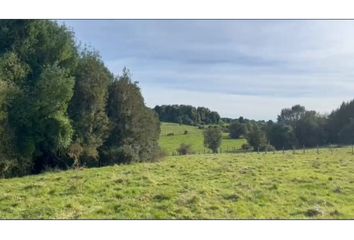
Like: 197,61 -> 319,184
159,122 -> 246,155
1,147 -> 354,219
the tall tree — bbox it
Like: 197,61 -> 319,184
0,20 -> 78,173
267,122 -> 296,150
246,124 -> 267,150
102,68 -> 160,165
277,105 -> 306,126
229,121 -> 248,139
68,50 -> 113,166
327,100 -> 354,143
204,127 -> 223,153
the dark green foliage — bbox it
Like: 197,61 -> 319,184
11,64 -> 75,173
241,143 -> 253,151
327,100 -> 354,144
154,104 -> 220,125
275,105 -> 327,148
0,20 -> 78,175
246,124 -> 267,150
277,104 -> 306,126
229,121 -> 248,139
267,123 -> 296,150
203,127 -> 223,153
0,20 -> 161,178
177,143 -> 194,155
338,119 -> 354,144
294,111 -> 327,147
101,68 -> 160,165
68,50 -> 112,166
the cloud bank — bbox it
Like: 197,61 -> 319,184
63,20 -> 354,120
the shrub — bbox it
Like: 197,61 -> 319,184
184,130 -> 188,135
241,143 -> 253,151
167,132 -> 174,136
177,143 -> 194,155
259,144 -> 276,152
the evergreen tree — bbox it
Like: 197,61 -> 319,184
102,68 -> 160,165
0,20 -> 78,174
68,50 -> 113,166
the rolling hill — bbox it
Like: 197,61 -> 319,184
1,147 -> 354,219
159,122 -> 246,155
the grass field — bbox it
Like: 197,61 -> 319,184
160,122 -> 246,155
1,147 -> 354,219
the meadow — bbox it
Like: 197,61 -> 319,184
1,147 -> 354,219
159,122 -> 246,155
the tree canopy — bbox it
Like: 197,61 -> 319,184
154,104 -> 220,126
0,20 -> 161,178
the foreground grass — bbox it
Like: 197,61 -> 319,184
160,122 -> 246,154
1,147 -> 354,219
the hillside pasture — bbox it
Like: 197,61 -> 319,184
1,147 -> 354,219
159,122 -> 246,155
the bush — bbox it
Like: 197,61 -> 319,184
259,144 -> 276,152
102,145 -> 140,165
184,130 -> 188,135
241,143 -> 253,151
177,143 -> 194,155
0,157 -> 32,178
167,132 -> 174,136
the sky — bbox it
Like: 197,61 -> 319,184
62,20 -> 354,120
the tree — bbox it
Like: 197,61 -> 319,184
154,104 -> 220,125
203,127 -> 222,153
0,20 -> 165,178
13,64 -> 75,172
294,111 -> 327,147
68,50 -> 113,166
101,68 -> 160,165
338,118 -> 354,144
277,105 -> 306,126
267,123 -> 296,150
229,121 -> 248,139
246,124 -> 267,150
0,20 -> 78,174
327,100 -> 354,143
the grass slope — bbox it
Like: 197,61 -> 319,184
160,122 -> 246,154
1,147 -> 354,219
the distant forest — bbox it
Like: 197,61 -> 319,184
157,102 -> 354,152
154,105 -> 220,125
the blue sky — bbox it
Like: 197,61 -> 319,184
62,20 -> 354,120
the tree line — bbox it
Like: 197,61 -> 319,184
228,103 -> 354,151
0,20 -> 161,178
154,105 -> 220,126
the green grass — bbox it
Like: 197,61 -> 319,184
1,147 -> 354,219
160,122 -> 246,154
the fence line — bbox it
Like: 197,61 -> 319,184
171,144 -> 354,156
